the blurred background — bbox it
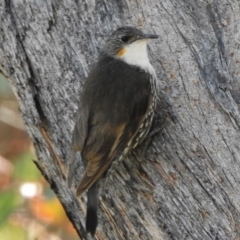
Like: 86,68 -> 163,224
0,73 -> 78,240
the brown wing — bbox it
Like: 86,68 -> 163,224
73,55 -> 152,196
76,120 -> 128,195
76,114 -> 149,196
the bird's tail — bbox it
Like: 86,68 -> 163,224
86,181 -> 98,235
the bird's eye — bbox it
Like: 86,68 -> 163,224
121,36 -> 130,42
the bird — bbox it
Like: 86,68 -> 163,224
68,26 -> 158,235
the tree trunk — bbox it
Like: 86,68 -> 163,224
1,0 -> 240,239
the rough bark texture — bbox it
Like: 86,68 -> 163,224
1,0 -> 240,239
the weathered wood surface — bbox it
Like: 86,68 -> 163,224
1,0 -> 240,239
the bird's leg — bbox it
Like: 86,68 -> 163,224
121,157 -> 153,193
102,154 -> 125,192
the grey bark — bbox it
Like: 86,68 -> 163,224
1,0 -> 240,239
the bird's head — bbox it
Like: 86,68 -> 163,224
102,26 -> 158,62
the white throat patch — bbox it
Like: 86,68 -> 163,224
117,40 -> 156,76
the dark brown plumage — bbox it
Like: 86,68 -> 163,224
69,26 -> 158,235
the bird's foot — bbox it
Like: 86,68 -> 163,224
125,179 -> 153,193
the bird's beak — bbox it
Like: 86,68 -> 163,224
140,33 -> 158,39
